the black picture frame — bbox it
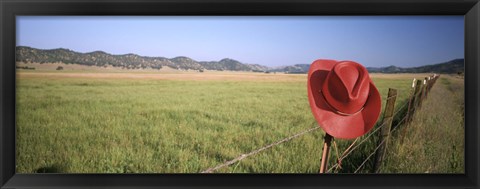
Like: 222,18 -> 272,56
1,0 -> 479,188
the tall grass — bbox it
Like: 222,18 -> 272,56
380,75 -> 464,173
16,72 -> 430,173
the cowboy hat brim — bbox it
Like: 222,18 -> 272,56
307,59 -> 382,139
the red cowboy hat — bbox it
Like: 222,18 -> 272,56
307,59 -> 382,139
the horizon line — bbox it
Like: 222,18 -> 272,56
16,45 -> 463,69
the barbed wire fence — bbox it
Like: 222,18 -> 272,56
201,126 -> 320,173
201,74 -> 440,174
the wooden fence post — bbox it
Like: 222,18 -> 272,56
319,134 -> 332,173
425,77 -> 431,97
405,78 -> 416,124
373,88 -> 397,173
410,79 -> 423,121
401,79 -> 423,143
413,79 -> 423,111
421,77 -> 428,102
418,79 -> 426,107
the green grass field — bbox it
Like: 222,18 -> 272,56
15,70 -> 460,173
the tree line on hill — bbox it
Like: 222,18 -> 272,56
15,46 -> 268,72
16,46 -> 464,74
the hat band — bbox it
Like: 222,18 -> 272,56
320,90 -> 365,116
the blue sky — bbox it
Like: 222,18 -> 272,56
16,16 -> 463,68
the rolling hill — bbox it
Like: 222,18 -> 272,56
15,46 -> 268,72
269,59 -> 464,74
366,59 -> 464,74
16,46 -> 463,74
269,64 -> 311,73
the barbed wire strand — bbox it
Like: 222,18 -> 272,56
385,94 -> 397,100
201,126 -> 320,173
332,139 -> 341,170
327,121 -> 388,172
393,101 -> 409,116
391,115 -> 408,132
352,116 -> 407,173
334,137 -> 359,172
327,107 -> 410,173
391,118 -> 405,133
354,139 -> 387,173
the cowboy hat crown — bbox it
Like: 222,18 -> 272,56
322,61 -> 371,115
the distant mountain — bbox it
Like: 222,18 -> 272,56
15,46 -> 267,72
366,59 -> 464,74
268,59 -> 464,74
268,64 -> 310,73
198,58 -> 268,71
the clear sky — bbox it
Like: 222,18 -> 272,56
16,16 -> 463,68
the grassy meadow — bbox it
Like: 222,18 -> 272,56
15,69 -> 462,173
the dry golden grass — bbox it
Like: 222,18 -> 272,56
16,63 -> 434,83
16,62 -> 307,82
17,71 -> 306,82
